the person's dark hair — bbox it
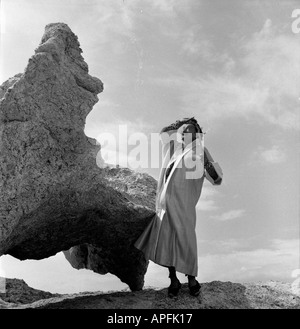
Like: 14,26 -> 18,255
160,117 -> 202,134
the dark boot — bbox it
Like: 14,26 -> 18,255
187,274 -> 201,297
168,267 -> 181,297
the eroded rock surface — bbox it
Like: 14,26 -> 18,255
0,23 -> 156,290
0,277 -> 59,305
2,278 -> 299,309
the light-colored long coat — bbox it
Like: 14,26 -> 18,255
134,127 -> 205,276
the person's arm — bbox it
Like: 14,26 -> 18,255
203,147 -> 223,185
184,141 -> 204,180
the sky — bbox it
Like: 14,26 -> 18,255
0,0 -> 299,294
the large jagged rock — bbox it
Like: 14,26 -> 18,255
0,23 -> 156,290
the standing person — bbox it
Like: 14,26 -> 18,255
134,117 -> 205,297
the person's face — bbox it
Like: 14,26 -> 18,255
183,124 -> 197,145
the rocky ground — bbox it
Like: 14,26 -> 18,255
0,277 -> 299,309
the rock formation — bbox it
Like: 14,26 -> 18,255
1,278 -> 300,309
0,23 -> 156,290
0,277 -> 59,305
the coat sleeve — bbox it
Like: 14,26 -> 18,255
184,144 -> 204,180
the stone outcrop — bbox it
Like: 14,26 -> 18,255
0,23 -> 156,290
1,278 -> 299,309
0,277 -> 60,305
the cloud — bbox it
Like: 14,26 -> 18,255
211,209 -> 246,221
151,0 -> 177,14
196,182 -> 220,211
88,115 -> 156,169
181,26 -> 213,58
198,238 -> 247,255
93,1 -> 137,39
0,0 -> 6,35
197,238 -> 299,283
145,238 -> 299,286
92,0 -> 185,43
150,0 -> 191,15
180,25 -> 236,72
151,19 -> 300,130
252,145 -> 286,165
0,253 -> 128,294
240,19 -> 300,128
